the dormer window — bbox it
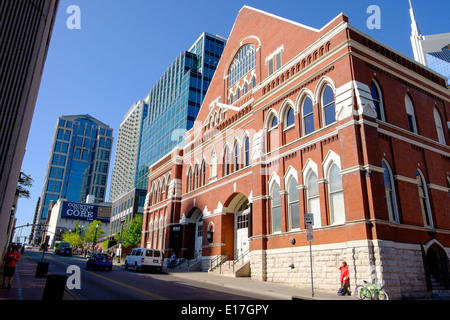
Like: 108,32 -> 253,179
266,45 -> 284,76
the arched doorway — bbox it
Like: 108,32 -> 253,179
190,208 -> 203,258
426,243 -> 450,289
224,193 -> 250,262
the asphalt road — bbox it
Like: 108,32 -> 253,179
26,250 -> 272,300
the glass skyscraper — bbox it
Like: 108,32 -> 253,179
135,32 -> 226,189
426,47 -> 450,85
35,115 -> 113,234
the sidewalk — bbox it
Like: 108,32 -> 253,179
112,258 -> 353,300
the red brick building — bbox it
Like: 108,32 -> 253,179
141,6 -> 450,299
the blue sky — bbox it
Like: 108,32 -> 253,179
14,0 -> 449,241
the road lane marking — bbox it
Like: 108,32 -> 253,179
41,254 -> 170,300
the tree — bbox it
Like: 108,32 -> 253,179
121,214 -> 143,247
17,172 -> 33,199
84,220 -> 105,244
62,231 -> 82,248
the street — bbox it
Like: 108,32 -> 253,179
25,249 -> 275,300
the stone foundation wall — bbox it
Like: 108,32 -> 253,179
250,240 -> 432,299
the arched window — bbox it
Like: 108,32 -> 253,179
447,177 -> 450,200
328,163 -> 345,224
153,220 -> 158,249
271,182 -> 282,233
382,160 -> 399,223
187,167 -> 193,192
158,217 -> 164,250
233,142 -> 239,172
270,115 -> 278,129
322,85 -> 336,126
370,80 -> 384,121
405,95 -> 418,133
237,88 -> 241,100
306,171 -> 321,228
244,136 -> 250,167
287,178 -> 300,230
201,160 -> 206,186
416,170 -> 433,227
302,96 -> 314,135
229,94 -> 234,105
434,107 -> 446,144
285,107 -> 295,128
223,146 -> 230,176
244,82 -> 248,95
252,76 -> 256,89
210,150 -> 217,178
194,164 -> 199,190
228,44 -> 256,86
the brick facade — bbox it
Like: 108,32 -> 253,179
141,6 -> 450,299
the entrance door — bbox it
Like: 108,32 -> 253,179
235,209 -> 249,262
195,219 -> 203,257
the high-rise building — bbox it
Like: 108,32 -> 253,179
409,0 -> 450,85
0,0 -> 59,256
107,33 -> 226,238
33,115 -> 113,243
109,100 -> 148,202
135,32 -> 226,190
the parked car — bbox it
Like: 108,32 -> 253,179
124,248 -> 164,272
86,253 -> 113,271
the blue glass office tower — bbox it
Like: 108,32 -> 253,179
36,115 -> 113,230
426,47 -> 450,85
135,32 -> 226,189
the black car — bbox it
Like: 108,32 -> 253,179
61,247 -> 72,256
86,253 -> 113,271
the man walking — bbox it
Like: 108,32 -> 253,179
2,245 -> 21,289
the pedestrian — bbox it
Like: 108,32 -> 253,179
169,252 -> 176,268
339,261 -> 350,295
2,245 -> 21,289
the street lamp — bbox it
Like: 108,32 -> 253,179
93,223 -> 98,252
118,218 -> 125,263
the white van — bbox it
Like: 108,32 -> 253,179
124,248 -> 164,272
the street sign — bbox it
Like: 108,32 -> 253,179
305,213 -> 314,226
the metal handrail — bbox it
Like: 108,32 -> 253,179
233,249 -> 249,271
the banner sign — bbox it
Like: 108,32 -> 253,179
60,201 -> 110,222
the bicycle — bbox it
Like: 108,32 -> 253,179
354,280 -> 389,300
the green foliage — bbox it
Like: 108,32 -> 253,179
84,220 -> 105,243
121,214 -> 143,247
62,232 -> 82,247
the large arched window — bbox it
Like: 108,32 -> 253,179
322,84 -> 336,126
228,44 -> 256,86
370,80 -> 385,121
416,170 -> 433,227
201,160 -> 206,187
270,115 -> 278,130
306,171 -> 321,228
223,145 -> 230,176
382,160 -> 399,223
328,163 -> 345,224
244,136 -> 250,167
194,164 -> 199,190
287,178 -> 300,230
434,107 -> 446,144
210,150 -> 217,178
405,95 -> 418,133
284,106 -> 295,128
302,96 -> 314,135
270,181 -> 282,233
233,141 -> 239,172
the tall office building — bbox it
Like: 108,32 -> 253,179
135,32 -> 226,190
109,100 -> 148,202
409,0 -> 450,85
33,115 -> 113,242
0,0 -> 59,256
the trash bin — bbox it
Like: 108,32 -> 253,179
42,274 -> 68,300
35,262 -> 49,278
